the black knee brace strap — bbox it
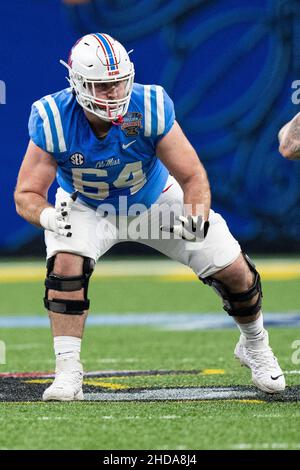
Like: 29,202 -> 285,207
44,255 -> 95,315
201,253 -> 262,317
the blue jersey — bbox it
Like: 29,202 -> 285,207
28,83 -> 175,213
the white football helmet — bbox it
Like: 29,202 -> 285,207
61,33 -> 135,122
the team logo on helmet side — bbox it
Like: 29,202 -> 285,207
70,152 -> 85,166
121,112 -> 143,136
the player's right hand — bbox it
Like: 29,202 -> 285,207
39,191 -> 78,237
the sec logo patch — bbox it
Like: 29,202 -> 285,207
70,152 -> 85,166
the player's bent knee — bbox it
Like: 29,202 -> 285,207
44,255 -> 95,315
51,252 -> 84,276
200,253 -> 262,317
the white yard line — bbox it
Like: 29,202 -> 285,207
233,443 -> 300,449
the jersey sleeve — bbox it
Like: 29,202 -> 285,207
28,96 -> 67,155
28,102 -> 48,151
143,85 -> 175,144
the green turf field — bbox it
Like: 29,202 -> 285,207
0,259 -> 299,450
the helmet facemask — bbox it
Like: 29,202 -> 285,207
71,68 -> 134,122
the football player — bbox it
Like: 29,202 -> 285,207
15,33 -> 285,400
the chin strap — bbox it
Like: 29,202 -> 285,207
112,115 -> 124,125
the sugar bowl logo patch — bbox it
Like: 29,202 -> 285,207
70,152 -> 85,166
121,112 -> 143,136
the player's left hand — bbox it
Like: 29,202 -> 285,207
160,215 -> 209,242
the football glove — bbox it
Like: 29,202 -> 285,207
160,214 -> 209,242
40,191 -> 78,237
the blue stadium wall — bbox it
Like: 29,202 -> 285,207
0,0 -> 300,255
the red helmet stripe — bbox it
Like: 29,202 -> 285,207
92,34 -> 110,68
102,33 -> 119,71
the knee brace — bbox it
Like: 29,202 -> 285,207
44,255 -> 95,315
200,253 -> 262,317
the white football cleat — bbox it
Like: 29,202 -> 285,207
234,330 -> 285,394
42,359 -> 84,401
